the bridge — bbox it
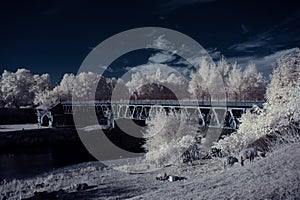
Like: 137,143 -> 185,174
57,99 -> 263,130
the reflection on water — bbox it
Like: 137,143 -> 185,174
0,119 -> 146,181
0,142 -> 96,180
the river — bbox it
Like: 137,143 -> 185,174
0,141 -> 96,180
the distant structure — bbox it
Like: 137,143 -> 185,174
35,103 -> 72,127
35,100 -> 264,129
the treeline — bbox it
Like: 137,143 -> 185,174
0,57 -> 266,108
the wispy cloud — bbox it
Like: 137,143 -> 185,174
147,35 -> 183,65
148,52 -> 176,64
146,35 -> 177,54
229,33 -> 272,53
228,47 -> 299,80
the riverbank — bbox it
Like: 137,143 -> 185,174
0,125 -> 95,180
0,121 -> 144,180
1,143 -> 299,199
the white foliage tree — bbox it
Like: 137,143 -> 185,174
32,74 -> 53,107
111,78 -> 130,100
264,51 -> 300,129
226,62 -> 265,101
154,67 -> 164,82
57,73 -> 76,101
35,72 -> 120,106
241,63 -> 266,101
31,74 -> 51,94
214,48 -> 300,153
34,73 -> 73,107
126,71 -> 148,95
188,57 -> 222,100
0,68 -> 54,108
0,75 -> 3,107
34,89 -> 59,108
143,111 -> 198,166
1,69 -> 35,108
73,72 -> 100,100
126,67 -> 188,100
166,73 -> 189,99
226,62 -> 243,100
217,57 -> 230,83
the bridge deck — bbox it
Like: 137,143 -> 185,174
63,100 -> 264,108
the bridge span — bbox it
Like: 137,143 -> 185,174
58,100 -> 263,130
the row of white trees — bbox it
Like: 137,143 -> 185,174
0,69 -> 51,108
126,68 -> 189,100
34,73 -> 120,108
126,57 -> 266,101
188,57 -> 266,101
0,70 -> 121,108
0,57 -> 266,108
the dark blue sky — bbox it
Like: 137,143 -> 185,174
1,0 -> 299,84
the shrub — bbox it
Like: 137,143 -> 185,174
142,111 -> 200,166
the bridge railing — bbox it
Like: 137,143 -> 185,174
63,99 -> 264,108
61,91 -> 265,107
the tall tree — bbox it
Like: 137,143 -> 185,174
1,69 -> 35,108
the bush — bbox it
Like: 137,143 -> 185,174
142,111 -> 201,166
